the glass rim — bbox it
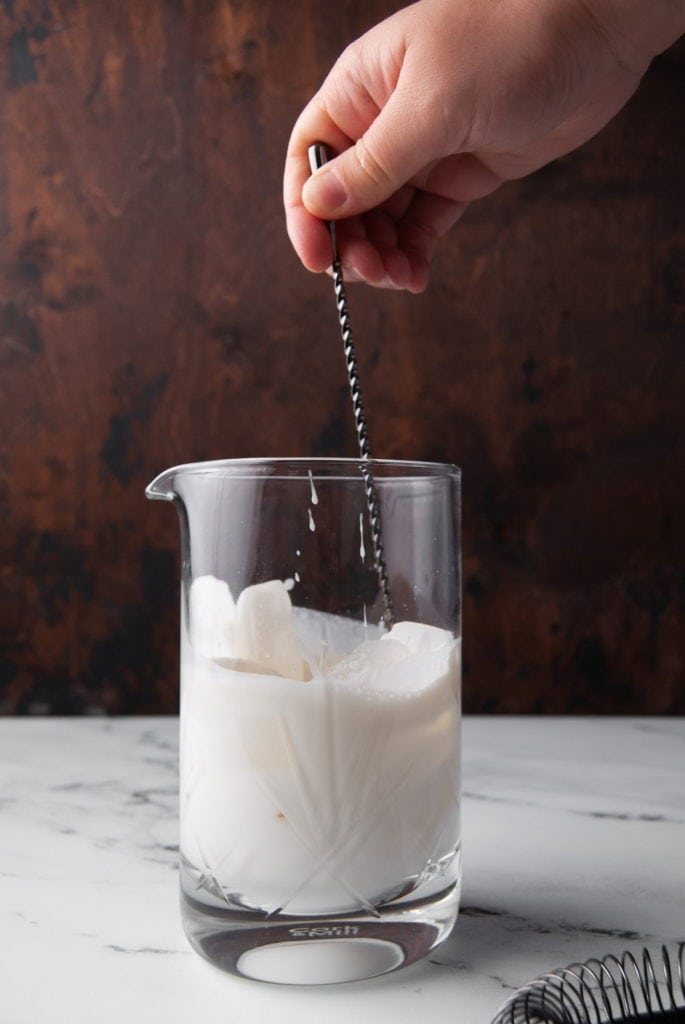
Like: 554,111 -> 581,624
147,456 -> 460,492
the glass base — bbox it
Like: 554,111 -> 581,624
181,882 -> 460,985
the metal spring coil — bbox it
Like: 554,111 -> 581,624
491,943 -> 685,1023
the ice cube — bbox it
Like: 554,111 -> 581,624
383,620 -> 453,654
189,575 -> 236,658
190,576 -> 309,680
234,580 -> 310,681
326,620 -> 456,695
383,621 -> 455,692
291,606 -> 381,671
327,636 -> 408,689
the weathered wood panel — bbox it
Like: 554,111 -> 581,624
0,2 -> 683,713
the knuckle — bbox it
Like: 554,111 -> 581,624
354,136 -> 394,190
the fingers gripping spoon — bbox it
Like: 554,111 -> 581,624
308,143 -> 394,630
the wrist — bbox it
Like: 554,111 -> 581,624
581,0 -> 685,66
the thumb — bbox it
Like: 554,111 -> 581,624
302,91 -> 435,219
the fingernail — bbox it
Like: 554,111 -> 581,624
304,168 -> 348,213
380,276 -> 403,291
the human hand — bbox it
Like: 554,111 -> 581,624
284,0 -> 684,292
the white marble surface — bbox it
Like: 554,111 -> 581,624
1,716 -> 683,1024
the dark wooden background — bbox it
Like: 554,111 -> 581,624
1,1 -> 683,715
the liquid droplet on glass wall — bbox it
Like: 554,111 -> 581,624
308,470 -> 319,506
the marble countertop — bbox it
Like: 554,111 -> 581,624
1,716 -> 683,1024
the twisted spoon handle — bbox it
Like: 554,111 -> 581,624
308,143 -> 394,630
